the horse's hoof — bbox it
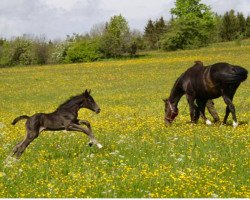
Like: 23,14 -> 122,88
97,143 -> 103,149
233,121 -> 238,128
206,119 -> 212,125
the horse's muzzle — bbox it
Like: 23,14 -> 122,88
95,108 -> 101,114
164,118 -> 172,126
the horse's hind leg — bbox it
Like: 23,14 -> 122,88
206,100 -> 220,123
222,95 -> 238,127
223,106 -> 230,124
12,130 -> 39,159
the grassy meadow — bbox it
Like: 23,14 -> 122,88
0,40 -> 249,198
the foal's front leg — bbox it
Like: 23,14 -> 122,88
67,123 -> 103,148
78,120 -> 91,128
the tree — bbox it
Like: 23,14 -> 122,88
161,0 -> 216,50
246,16 -> 250,37
220,10 -> 240,41
155,17 -> 168,49
100,15 -> 131,58
144,19 -> 157,49
237,12 -> 246,37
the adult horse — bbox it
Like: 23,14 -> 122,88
164,61 -> 248,127
11,89 -> 102,159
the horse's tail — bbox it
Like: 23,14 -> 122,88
216,65 -> 248,83
226,66 -> 248,83
11,115 -> 30,125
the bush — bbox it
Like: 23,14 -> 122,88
64,38 -> 102,63
0,37 -> 34,66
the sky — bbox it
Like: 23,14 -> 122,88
0,0 -> 250,40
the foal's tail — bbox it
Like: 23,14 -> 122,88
11,115 -> 30,125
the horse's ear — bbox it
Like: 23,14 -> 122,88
88,89 -> 91,94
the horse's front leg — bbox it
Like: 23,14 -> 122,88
186,95 -> 199,123
66,123 -> 103,148
222,95 -> 238,127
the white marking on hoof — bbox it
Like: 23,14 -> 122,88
97,143 -> 103,149
206,119 -> 212,125
233,121 -> 238,128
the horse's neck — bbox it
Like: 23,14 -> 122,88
169,79 -> 184,106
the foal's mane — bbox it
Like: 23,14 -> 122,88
56,94 -> 84,110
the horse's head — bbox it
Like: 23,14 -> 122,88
82,89 -> 101,114
163,98 -> 178,126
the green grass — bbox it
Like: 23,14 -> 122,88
0,39 -> 249,198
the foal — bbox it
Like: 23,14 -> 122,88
11,90 -> 102,159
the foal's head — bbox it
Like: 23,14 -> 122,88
163,99 -> 178,126
82,90 -> 101,113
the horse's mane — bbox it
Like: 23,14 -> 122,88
56,94 -> 83,110
194,60 -> 203,66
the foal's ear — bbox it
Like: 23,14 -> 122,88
83,89 -> 89,96
88,89 -> 91,94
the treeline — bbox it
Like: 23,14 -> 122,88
144,10 -> 250,51
1,1 -> 250,67
0,15 -> 143,67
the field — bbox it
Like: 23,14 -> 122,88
0,40 -> 249,198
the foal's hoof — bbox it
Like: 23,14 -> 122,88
97,143 -> 103,149
88,142 -> 93,147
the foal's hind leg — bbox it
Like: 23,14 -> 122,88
12,130 -> 39,159
67,123 -> 103,149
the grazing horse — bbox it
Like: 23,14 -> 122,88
11,89 -> 102,159
164,61 -> 248,127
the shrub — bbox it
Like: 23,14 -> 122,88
65,38 -> 102,63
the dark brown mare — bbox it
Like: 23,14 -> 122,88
164,61 -> 248,127
11,90 -> 103,159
